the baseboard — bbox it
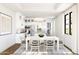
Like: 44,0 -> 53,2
64,44 -> 77,55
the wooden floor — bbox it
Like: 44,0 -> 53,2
0,43 -> 21,55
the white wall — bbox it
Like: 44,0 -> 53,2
0,5 -> 25,52
0,5 -> 16,53
77,4 -> 79,54
55,14 -> 64,39
15,12 -> 25,43
15,12 -> 25,33
55,4 -> 78,53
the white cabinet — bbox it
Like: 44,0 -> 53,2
16,33 -> 25,43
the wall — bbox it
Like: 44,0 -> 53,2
55,14 -> 64,39
15,12 -> 25,43
0,5 -> 16,53
77,4 -> 79,54
0,5 -> 25,52
55,4 -> 78,53
15,12 -> 25,33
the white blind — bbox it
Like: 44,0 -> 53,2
0,13 -> 12,35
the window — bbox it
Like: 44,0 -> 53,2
0,12 -> 12,35
64,12 -> 72,35
69,12 -> 72,35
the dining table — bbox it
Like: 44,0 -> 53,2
26,35 -> 59,52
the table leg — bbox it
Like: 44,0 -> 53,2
57,39 -> 59,51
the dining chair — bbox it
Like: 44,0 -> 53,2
46,40 -> 55,53
39,40 -> 46,52
30,40 -> 39,53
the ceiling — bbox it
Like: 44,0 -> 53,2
0,3 -> 74,18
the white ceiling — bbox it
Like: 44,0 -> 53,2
0,3 -> 74,18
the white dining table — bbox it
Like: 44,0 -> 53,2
26,36 -> 59,51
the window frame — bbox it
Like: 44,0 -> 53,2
64,13 -> 68,34
69,12 -> 72,35
64,11 -> 72,35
